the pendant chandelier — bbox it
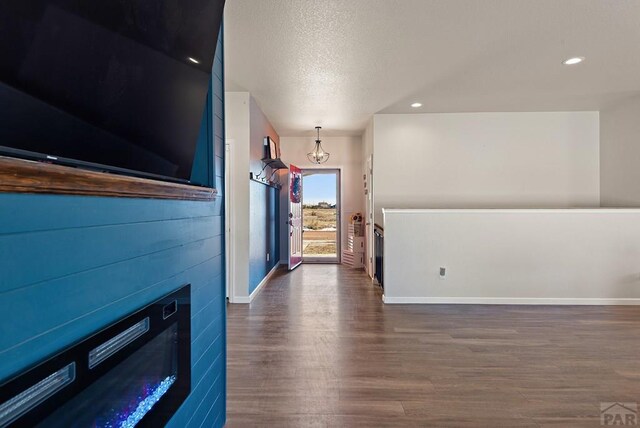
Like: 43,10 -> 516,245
307,126 -> 330,164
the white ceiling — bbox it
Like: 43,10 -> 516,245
224,0 -> 640,136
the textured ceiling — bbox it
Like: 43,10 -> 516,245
224,0 -> 640,136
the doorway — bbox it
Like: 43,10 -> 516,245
302,169 -> 341,263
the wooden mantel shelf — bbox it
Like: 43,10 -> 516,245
0,156 -> 216,201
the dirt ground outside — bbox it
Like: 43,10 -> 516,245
303,207 -> 336,230
303,207 -> 337,256
304,230 -> 336,240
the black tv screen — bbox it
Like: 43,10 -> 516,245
0,1 -> 225,184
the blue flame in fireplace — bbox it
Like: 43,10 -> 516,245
100,375 -> 176,428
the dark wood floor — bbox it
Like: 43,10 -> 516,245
227,264 -> 640,427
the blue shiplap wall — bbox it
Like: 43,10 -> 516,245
0,30 -> 226,428
249,181 -> 280,294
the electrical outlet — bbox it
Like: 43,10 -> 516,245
439,267 -> 446,278
266,252 -> 270,262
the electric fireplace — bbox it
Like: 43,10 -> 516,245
0,285 -> 191,428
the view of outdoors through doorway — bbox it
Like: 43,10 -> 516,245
302,169 -> 340,262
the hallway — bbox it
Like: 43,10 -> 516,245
227,265 -> 640,427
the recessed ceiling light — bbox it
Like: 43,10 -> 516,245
411,102 -> 423,108
563,57 -> 585,65
187,57 -> 200,64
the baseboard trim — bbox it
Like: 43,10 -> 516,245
230,263 -> 282,304
249,263 -> 281,303
382,296 -> 640,305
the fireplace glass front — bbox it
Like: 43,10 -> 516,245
38,323 -> 178,427
0,285 -> 191,428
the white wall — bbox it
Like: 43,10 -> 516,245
278,136 -> 365,261
225,92 -> 251,300
384,209 -> 640,304
373,112 -> 601,223
249,97 -> 280,176
601,94 -> 640,207
226,92 -> 282,302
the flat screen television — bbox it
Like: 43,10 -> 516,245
0,1 -> 225,185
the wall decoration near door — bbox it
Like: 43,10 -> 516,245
290,171 -> 301,204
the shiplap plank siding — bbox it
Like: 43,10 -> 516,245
0,29 -> 226,428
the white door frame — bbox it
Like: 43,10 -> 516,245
366,155 -> 374,277
301,168 -> 341,264
224,139 -> 236,302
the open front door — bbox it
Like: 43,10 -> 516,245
288,164 -> 303,270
